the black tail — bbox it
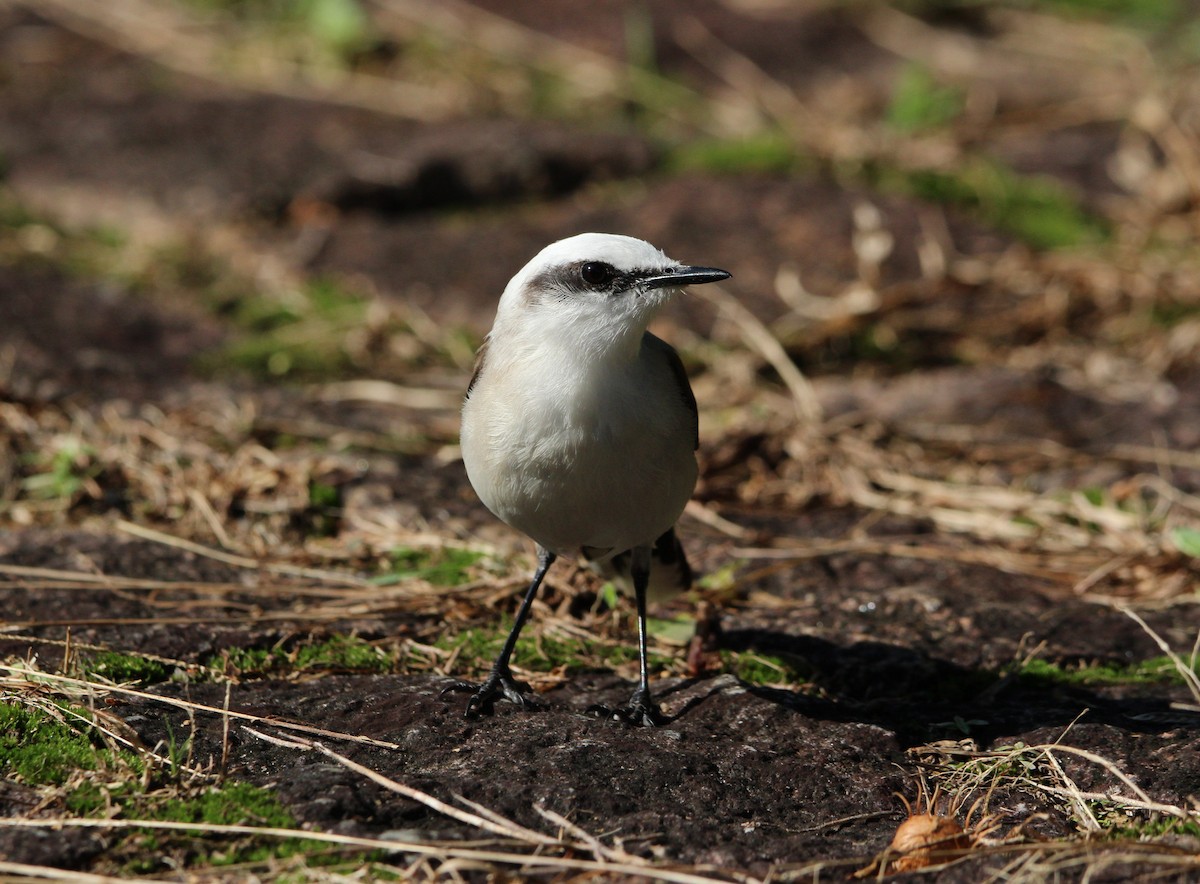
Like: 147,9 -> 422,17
588,527 -> 693,601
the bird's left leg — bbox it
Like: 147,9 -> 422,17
442,546 -> 555,717
592,545 -> 667,727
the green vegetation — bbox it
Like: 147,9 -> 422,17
375,546 -> 487,587
1108,815 -> 1200,841
1018,655 -> 1198,687
667,133 -> 802,175
0,701 -> 110,785
873,157 -> 1110,250
19,437 -> 99,502
185,0 -> 374,57
198,277 -> 371,380
436,623 -> 669,675
721,650 -> 811,686
305,479 -> 343,537
294,634 -> 390,671
646,615 -> 695,645
215,634 -> 393,678
1170,526 -> 1200,557
2,699 -> 354,871
1020,0 -> 1181,30
900,0 -> 1182,31
887,64 -> 963,132
0,190 -> 128,278
82,651 -> 172,686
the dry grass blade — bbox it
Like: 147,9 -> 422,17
692,284 -> 822,423
115,520 -> 369,586
0,861 -> 158,883
0,664 -> 401,750
0,817 -> 745,883
243,728 -> 559,847
1119,606 -> 1200,705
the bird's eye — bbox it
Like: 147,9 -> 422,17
580,262 -> 616,287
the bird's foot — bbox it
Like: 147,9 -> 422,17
587,687 -> 666,727
442,669 -> 536,718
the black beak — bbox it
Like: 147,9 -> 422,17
642,265 -> 731,290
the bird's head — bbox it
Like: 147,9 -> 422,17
493,233 -> 730,356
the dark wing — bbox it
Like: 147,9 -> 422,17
586,526 -> 694,595
465,337 -> 489,398
643,332 -> 698,451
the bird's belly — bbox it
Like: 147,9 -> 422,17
464,414 -> 696,557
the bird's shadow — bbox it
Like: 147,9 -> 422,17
666,628 -> 1197,746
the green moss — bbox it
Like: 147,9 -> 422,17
129,781 -> 341,869
887,64 -> 963,132
196,277 -> 370,381
437,623 -> 669,675
148,781 -> 295,829
218,646 -> 276,676
878,157 -> 1110,250
1018,655 -> 1197,687
1108,815 -> 1200,840
0,702 -> 102,785
83,652 -> 171,686
294,634 -> 390,672
375,546 -> 486,587
721,650 -> 811,686
1020,0 -> 1180,29
212,635 -> 392,677
19,437 -> 99,502
667,133 -> 801,175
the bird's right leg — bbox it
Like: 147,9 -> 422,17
442,546 -> 556,717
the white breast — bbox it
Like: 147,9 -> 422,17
461,333 -> 696,558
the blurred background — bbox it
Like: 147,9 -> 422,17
3,0 -> 1199,560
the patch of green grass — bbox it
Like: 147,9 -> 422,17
696,559 -> 743,593
1151,299 -> 1200,327
302,479 -> 343,538
437,623 -> 668,675
148,781 -> 295,830
1107,815 -> 1200,840
667,133 -> 802,175
3,701 -> 363,870
184,0 -> 374,58
213,635 -> 393,678
1171,526 -> 1200,557
294,634 -> 391,672
218,646 -> 276,676
1018,655 -> 1197,687
874,156 -> 1110,250
196,277 -> 370,381
375,546 -> 486,587
900,0 -> 1181,31
0,701 -> 106,785
127,782 -> 339,870
887,63 -> 963,132
1020,0 -> 1180,30
82,652 -> 172,686
19,436 -> 99,502
721,650 -> 811,686
0,190 -> 130,278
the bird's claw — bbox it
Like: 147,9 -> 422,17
587,688 -> 666,727
442,670 -> 536,718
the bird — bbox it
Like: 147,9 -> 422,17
445,232 -> 730,726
